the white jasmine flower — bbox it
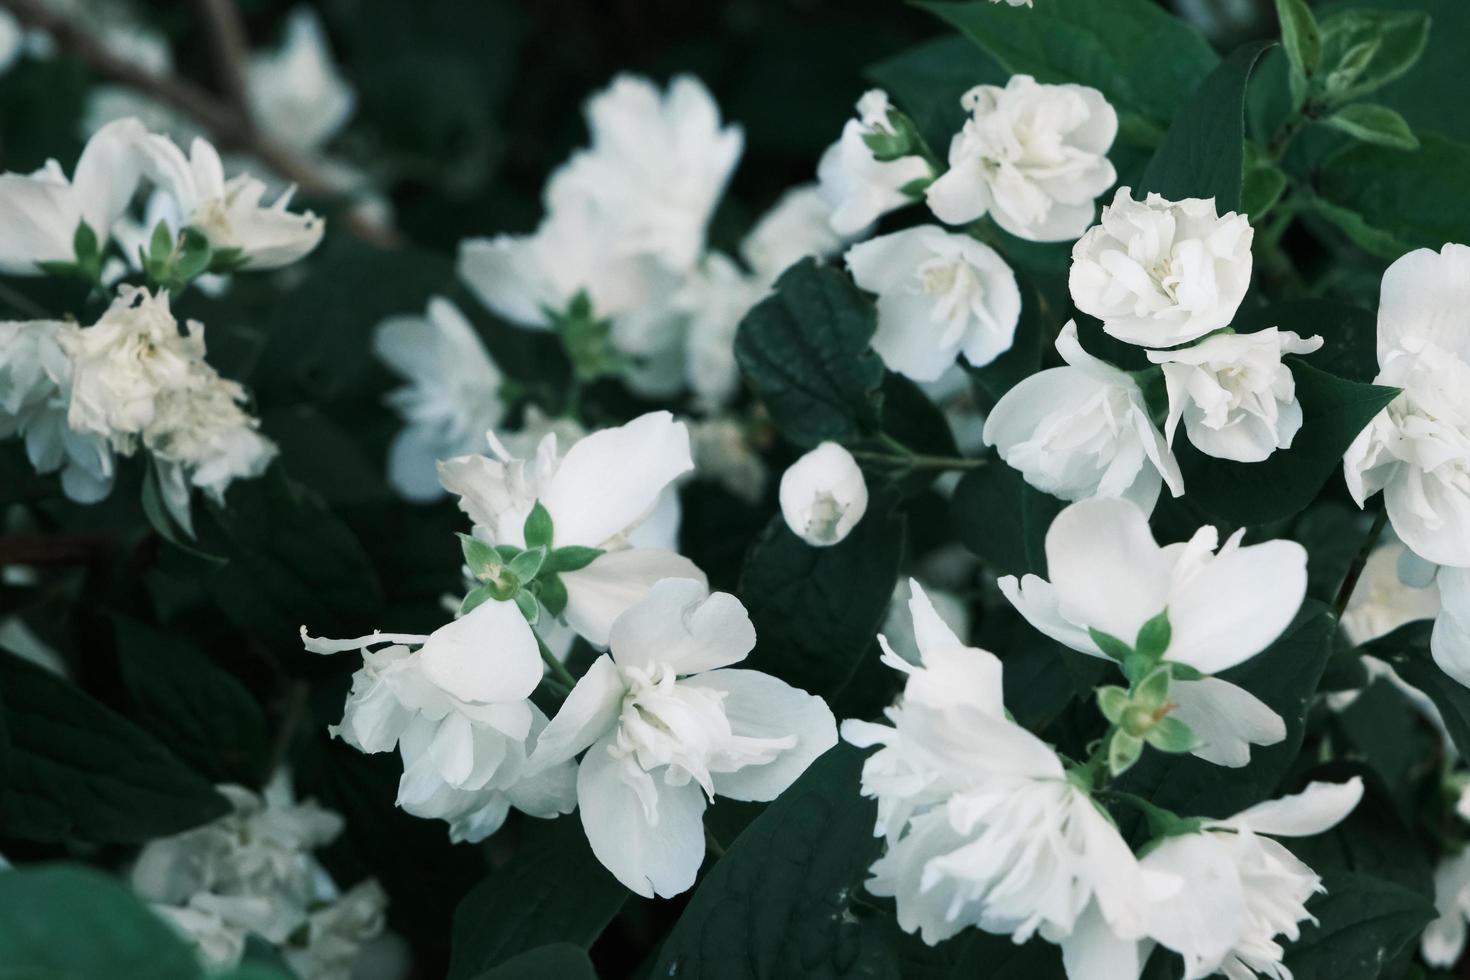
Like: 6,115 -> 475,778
545,74 -> 742,274
689,418 -> 767,505
676,252 -> 767,410
817,90 -> 934,236
1070,189 -> 1254,348
779,441 -> 868,546
984,321 -> 1183,512
740,184 -> 847,281
373,297 -> 504,501
438,411 -> 704,646
1344,244 -> 1470,568
0,117 -> 145,274
841,582 -> 1176,973
881,578 -> 971,665
1133,779 -> 1363,980
527,578 -> 837,897
246,7 -> 356,155
999,496 -> 1307,766
1147,328 -> 1323,463
1340,541 -> 1440,646
283,880 -> 389,980
846,224 -> 1021,381
153,893 -> 279,969
925,76 -> 1116,242
1425,847 -> 1470,967
0,318 -> 115,503
136,131 -> 324,269
302,598 -> 577,841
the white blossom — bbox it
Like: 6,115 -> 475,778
246,7 -> 356,155
1148,328 -> 1323,463
841,582 -> 1176,974
676,252 -> 767,410
0,118 -> 145,274
846,224 -> 1021,381
373,297 -> 505,501
438,411 -> 703,646
302,598 -> 577,841
880,578 -> 971,666
689,417 -> 767,505
740,184 -> 847,281
983,320 -> 1183,512
817,90 -> 933,236
283,881 -> 391,980
1425,847 -> 1470,967
1070,188 -> 1254,348
926,76 -> 1116,242
999,496 -> 1307,766
779,441 -> 868,546
527,578 -> 836,897
1340,541 -> 1441,646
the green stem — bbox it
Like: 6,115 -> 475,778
1333,509 -> 1390,621
536,634 -> 579,691
849,450 -> 985,472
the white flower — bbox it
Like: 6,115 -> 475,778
283,880 -> 389,980
1132,779 -> 1363,980
1344,244 -> 1470,568
0,117 -> 145,274
779,441 -> 868,546
1070,188 -> 1255,348
1148,328 -> 1323,463
740,184 -> 847,281
841,582 -> 1176,972
437,411 -> 704,646
983,321 -> 1183,512
846,224 -> 1021,381
880,578 -> 971,666
373,297 -> 505,501
302,598 -> 577,842
136,131 -> 324,269
999,496 -> 1307,766
925,76 -> 1116,242
527,578 -> 837,897
1433,567 -> 1470,688
816,90 -> 933,236
246,7 -> 356,155
689,418 -> 767,505
1340,541 -> 1440,646
0,318 -> 115,503
676,252 -> 767,410
545,73 -> 742,274
1424,848 -> 1470,967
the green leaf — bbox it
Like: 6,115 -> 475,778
472,944 -> 596,980
865,35 -> 1007,153
141,463 -> 224,562
1087,627 -> 1134,664
1138,41 -> 1275,214
72,220 -> 99,263
920,0 -> 1220,127
0,865 -> 203,980
1365,621 -> 1470,759
1242,150 -> 1288,219
1117,602 -> 1335,818
1281,871 -> 1435,979
950,462 -> 1061,578
148,220 -> 174,265
734,258 -> 884,449
740,497 -> 904,701
544,546 -> 603,573
114,617 -> 269,786
523,501 -> 554,550
1324,102 -> 1420,149
653,745 -> 907,978
506,545 -> 547,582
1317,8 -> 1430,105
1135,610 -> 1172,661
1275,0 -> 1322,106
447,816 -> 626,980
1173,361 -> 1400,526
1232,299 -> 1380,383
0,651 -> 229,843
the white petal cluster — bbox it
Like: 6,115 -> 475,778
526,578 -> 837,897
846,224 -> 1021,381
926,76 -> 1117,242
1339,541 -> 1441,646
245,8 -> 357,156
438,411 -> 703,645
1000,497 -> 1307,766
1149,328 -> 1323,463
817,90 -> 934,236
1071,188 -> 1254,348
301,598 -> 576,842
1425,789 -> 1470,969
984,321 -> 1183,513
841,583 -> 1176,971
373,297 -> 505,501
779,441 -> 869,546
133,777 -> 390,979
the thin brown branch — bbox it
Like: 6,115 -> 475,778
195,0 -> 255,130
0,533 -> 113,566
0,0 -> 398,247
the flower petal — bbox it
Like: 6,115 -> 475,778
1169,677 -> 1285,768
608,578 -> 754,674
1044,497 -> 1172,644
1167,540 -> 1307,674
1225,777 -> 1364,836
417,598 -> 543,704
561,547 -> 707,647
527,654 -> 626,770
687,668 -> 836,801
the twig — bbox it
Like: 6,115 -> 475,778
195,0 -> 254,129
0,0 -> 398,247
1332,509 -> 1389,621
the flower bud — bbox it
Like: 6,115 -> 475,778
779,442 -> 868,546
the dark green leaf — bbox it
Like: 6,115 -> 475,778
0,651 -> 229,843
0,865 -> 202,980
1318,8 -> 1430,105
1275,0 -> 1322,106
1282,871 -> 1435,979
1233,300 -> 1379,383
447,816 -> 626,980
1366,621 -> 1470,759
1316,134 -> 1470,258
949,463 -> 1060,578
734,258 -> 884,449
1138,41 -> 1275,213
865,36 -> 1007,153
1174,361 -> 1399,526
472,944 -> 596,980
1324,103 -> 1419,150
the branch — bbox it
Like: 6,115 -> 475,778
195,0 -> 255,130
0,533 -> 113,566
0,0 -> 397,247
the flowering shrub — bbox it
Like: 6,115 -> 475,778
0,0 -> 1468,978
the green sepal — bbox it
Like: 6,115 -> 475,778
1108,729 -> 1144,776
545,545 -> 604,573
513,590 -> 540,625
460,584 -> 496,615
538,573 -> 568,617
1113,791 -> 1208,841
1088,627 -> 1133,664
1133,665 -> 1172,710
458,532 -> 499,573
1096,686 -> 1130,725
148,220 -> 174,265
1145,716 -> 1197,754
1168,662 -> 1206,682
506,545 -> 547,582
172,226 -> 213,282
524,501 -> 554,550
1135,610 -> 1172,661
